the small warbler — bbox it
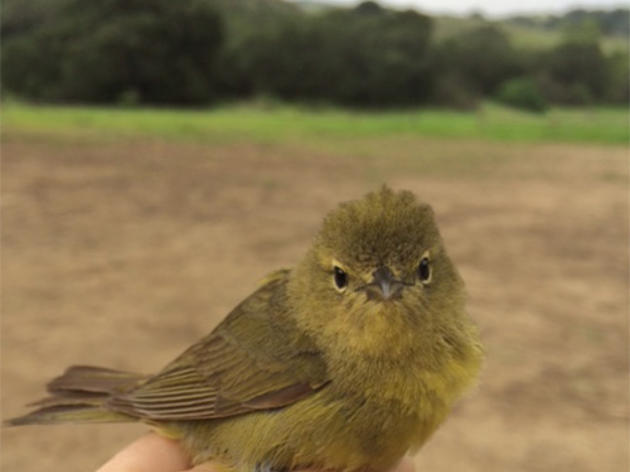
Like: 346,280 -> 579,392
8,186 -> 483,471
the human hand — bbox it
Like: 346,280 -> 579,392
96,433 -> 417,472
96,433 -> 204,472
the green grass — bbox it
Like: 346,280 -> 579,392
2,101 -> 628,145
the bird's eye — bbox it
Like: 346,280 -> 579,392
418,257 -> 431,283
333,266 -> 348,291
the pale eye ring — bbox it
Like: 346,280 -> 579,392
333,266 -> 348,291
418,252 -> 432,284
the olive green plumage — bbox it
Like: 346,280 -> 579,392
8,186 -> 483,471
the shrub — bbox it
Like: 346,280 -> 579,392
496,77 -> 547,112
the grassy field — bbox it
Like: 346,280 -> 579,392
2,103 -> 629,472
3,101 -> 629,145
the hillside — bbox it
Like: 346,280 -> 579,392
432,13 -> 629,54
290,1 -> 629,53
2,0 -> 627,107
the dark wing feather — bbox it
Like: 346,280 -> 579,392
107,270 -> 329,421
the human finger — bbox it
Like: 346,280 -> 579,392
96,433 -> 191,472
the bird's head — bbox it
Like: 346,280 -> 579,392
288,186 -> 470,361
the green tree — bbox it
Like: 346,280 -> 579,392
242,5 -> 434,107
542,40 -> 607,104
435,25 -> 523,96
2,0 -> 224,104
603,51 -> 629,104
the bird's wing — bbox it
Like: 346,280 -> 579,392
107,270 -> 329,421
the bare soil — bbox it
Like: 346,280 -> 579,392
2,134 -> 628,471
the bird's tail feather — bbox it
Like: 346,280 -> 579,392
5,365 -> 145,426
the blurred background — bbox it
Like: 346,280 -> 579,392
2,0 -> 628,471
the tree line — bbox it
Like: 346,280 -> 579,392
2,0 -> 628,110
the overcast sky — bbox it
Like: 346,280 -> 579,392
315,0 -> 629,17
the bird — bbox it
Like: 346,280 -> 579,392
7,186 -> 483,472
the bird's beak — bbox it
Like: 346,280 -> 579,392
365,266 -> 404,301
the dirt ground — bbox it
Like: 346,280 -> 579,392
2,133 -> 628,471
